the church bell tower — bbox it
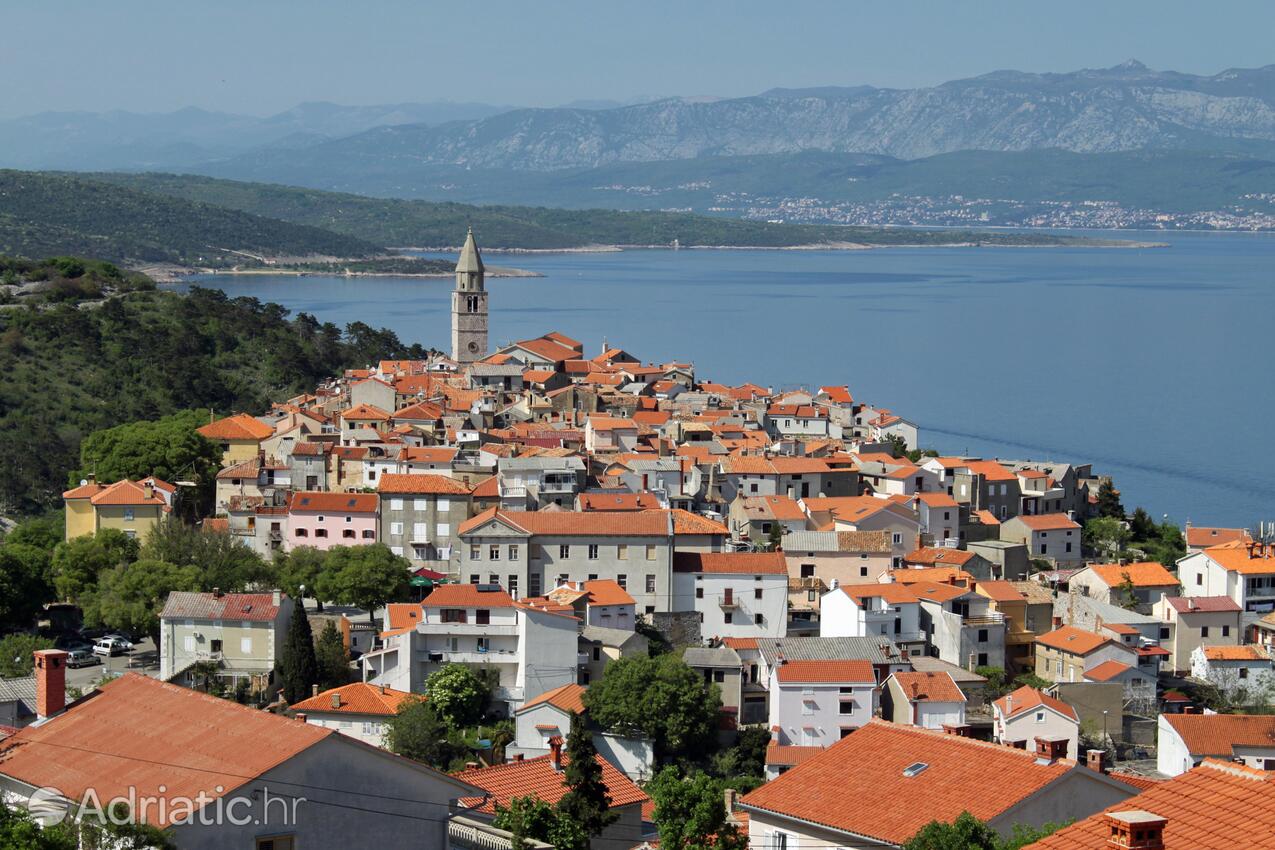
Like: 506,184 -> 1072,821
451,228 -> 488,363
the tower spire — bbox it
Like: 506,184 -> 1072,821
451,228 -> 488,363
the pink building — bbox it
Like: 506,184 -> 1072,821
288,491 -> 379,551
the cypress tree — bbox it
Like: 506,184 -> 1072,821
555,712 -> 616,848
279,600 -> 317,704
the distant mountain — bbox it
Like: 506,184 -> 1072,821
194,61 -> 1275,184
0,100 -> 516,170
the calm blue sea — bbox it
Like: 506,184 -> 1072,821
186,230 -> 1275,527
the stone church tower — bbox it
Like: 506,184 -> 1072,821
450,228 -> 488,363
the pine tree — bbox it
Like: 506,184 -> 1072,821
279,601 -> 318,704
315,619 -> 351,691
766,522 -> 784,552
555,712 -> 616,850
1096,480 -> 1125,519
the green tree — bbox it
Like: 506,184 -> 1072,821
555,712 -> 617,849
648,767 -> 748,850
584,653 -> 721,763
50,529 -> 138,602
315,619 -> 352,690
1095,480 -> 1124,519
0,633 -> 56,678
141,519 -> 267,591
1011,671 -> 1052,691
709,725 -> 770,783
1129,507 -> 1156,541
1114,571 -> 1139,610
316,544 -> 411,623
765,522 -> 784,551
385,697 -> 463,768
74,410 -> 222,517
274,546 -> 328,610
976,665 -> 1009,699
0,543 -> 53,632
903,812 -> 1000,850
1083,517 -> 1130,560
0,799 -> 76,849
88,558 -> 200,641
4,515 -> 65,552
278,602 -> 318,704
425,663 -> 488,727
493,796 -> 557,850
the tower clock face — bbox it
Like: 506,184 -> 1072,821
468,341 -> 480,353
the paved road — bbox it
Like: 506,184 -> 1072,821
64,637 -> 159,691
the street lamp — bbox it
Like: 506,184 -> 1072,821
1102,709 -> 1109,751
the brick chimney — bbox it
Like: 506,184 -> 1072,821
295,712 -> 308,723
34,649 -> 69,719
1104,811 -> 1166,850
1087,749 -> 1108,774
312,684 -> 320,697
512,753 -> 524,762
942,723 -> 971,737
1034,736 -> 1068,764
549,735 -> 564,772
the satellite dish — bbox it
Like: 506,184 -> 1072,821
79,479 -> 88,486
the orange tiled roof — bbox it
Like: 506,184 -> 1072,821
993,685 -> 1079,722
909,581 -> 974,604
197,412 -> 273,441
1014,513 -> 1081,531
1036,625 -> 1111,655
577,492 -> 663,511
977,580 -> 1027,604
422,584 -> 515,608
838,584 -> 918,605
1162,714 -> 1275,757
1084,660 -> 1133,682
1024,760 -> 1275,850
673,551 -> 788,575
88,479 -> 168,507
888,567 -> 974,586
455,752 -> 647,814
775,660 -> 875,684
906,547 -> 975,567
1201,543 -> 1275,575
1086,561 -> 1177,588
580,579 -> 635,606
1185,526 -> 1251,548
517,683 -> 587,716
385,602 -> 423,630
376,473 -> 472,495
764,744 -> 825,767
0,674 -> 330,826
891,671 -> 965,703
290,682 -> 414,715
741,720 -> 1074,844
1200,645 -> 1268,662
723,637 -> 758,651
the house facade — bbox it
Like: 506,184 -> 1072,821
159,591 -> 293,691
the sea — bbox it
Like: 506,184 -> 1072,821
184,229 -> 1275,528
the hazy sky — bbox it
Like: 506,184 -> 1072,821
3,0 -> 1273,118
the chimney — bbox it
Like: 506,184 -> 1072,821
295,713 -> 308,723
1035,736 -> 1068,764
942,724 -> 971,737
549,735 -> 564,772
273,590 -> 282,606
513,753 -> 524,762
1052,615 -> 1063,629
1103,811 -> 1166,850
331,692 -> 342,709
1087,749 -> 1108,774
465,761 -> 480,770
723,788 -> 737,814
143,481 -> 155,500
34,649 -> 68,719
213,586 -> 223,598
312,684 -> 320,697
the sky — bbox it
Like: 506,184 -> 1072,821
2,0 -> 1273,118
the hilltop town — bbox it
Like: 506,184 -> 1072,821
2,230 -> 1272,849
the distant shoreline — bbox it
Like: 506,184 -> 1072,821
394,237 -> 1164,254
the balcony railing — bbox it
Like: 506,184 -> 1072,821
719,594 -> 740,609
788,577 -> 827,592
963,612 -> 1006,626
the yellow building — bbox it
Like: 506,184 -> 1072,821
197,412 -> 274,467
61,477 -> 172,542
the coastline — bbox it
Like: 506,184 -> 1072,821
394,237 -> 1164,254
143,264 -> 543,283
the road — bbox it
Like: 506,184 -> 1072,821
64,637 -> 159,692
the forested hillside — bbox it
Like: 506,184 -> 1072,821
0,282 -> 429,514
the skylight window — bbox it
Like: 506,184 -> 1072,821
902,762 -> 929,777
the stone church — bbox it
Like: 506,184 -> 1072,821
451,228 -> 488,363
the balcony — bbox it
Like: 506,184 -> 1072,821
418,622 -> 518,636
962,612 -> 1006,627
193,650 -> 223,662
436,649 -> 519,664
788,577 -> 827,593
719,593 -> 740,610
540,478 -> 576,494
499,483 -> 528,498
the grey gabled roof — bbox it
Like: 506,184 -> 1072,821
580,625 -> 648,649
682,645 -> 742,668
755,636 -> 904,667
626,458 -> 682,472
468,364 -> 524,377
0,675 -> 71,720
907,655 -> 989,685
499,456 -> 585,472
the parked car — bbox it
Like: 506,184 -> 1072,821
67,648 -> 101,668
102,634 -> 134,652
92,637 -> 130,657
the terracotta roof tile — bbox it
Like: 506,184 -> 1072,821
1162,714 -> 1275,757
764,744 -> 825,767
673,551 -> 788,575
993,685 -> 1079,722
1084,660 -> 1134,682
1013,513 -> 1081,531
197,413 -> 274,441
422,584 -> 516,609
289,491 -> 378,513
455,753 -> 647,814
1185,526 -> 1251,548
161,592 -> 284,623
890,671 -> 966,703
774,660 -> 875,684
906,547 -> 976,566
517,683 -> 587,716
1086,562 -> 1178,588
1200,645 -> 1269,661
376,473 -> 472,495
1164,596 -> 1241,614
290,682 -> 414,715
1036,625 -> 1112,655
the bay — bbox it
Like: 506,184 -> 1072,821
184,230 -> 1275,527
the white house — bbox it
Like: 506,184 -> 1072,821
1177,542 -> 1275,613
1069,561 -> 1179,611
767,659 -> 876,748
819,583 -> 926,657
1189,644 -> 1273,700
911,580 -> 1007,670
992,685 -> 1081,760
509,683 -> 653,780
361,583 -> 577,714
547,579 -> 636,630
882,671 -> 966,729
290,682 -> 414,748
1000,513 -> 1082,564
672,551 -> 789,639
1157,712 -> 1275,776
1151,595 -> 1244,675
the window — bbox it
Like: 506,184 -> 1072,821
587,574 -> 598,581
1222,625 -> 1231,637
123,508 -> 135,522
475,609 -> 490,625
1039,543 -> 1047,555
390,522 -> 404,536
977,652 -> 988,666
617,545 -> 628,560
1066,542 -> 1072,553
1160,626 -> 1170,640
391,546 -> 404,556
488,573 -> 498,585
1240,668 -> 1249,679
977,629 -> 988,642
509,544 -> 519,560
361,529 -> 374,539
390,498 -> 404,511
442,609 -> 467,623
314,528 -> 327,538
436,523 -> 450,537
295,528 -> 309,538
469,574 -> 480,585
646,545 -> 657,560
414,498 -> 428,510
646,574 -> 656,593
508,576 -> 518,597
892,533 -> 902,545
714,670 -> 725,683
470,545 -> 481,560
489,545 -> 501,560
1201,626 -> 1210,637
800,564 -> 815,578
560,545 -> 571,560
241,637 -> 252,654
860,566 -> 869,577
588,544 -> 599,560
839,699 -> 855,715
1056,659 -> 1063,675
754,586 -> 763,600
438,497 -> 451,511
724,612 -> 733,624
754,613 -> 764,625
342,529 -> 355,539
1036,711 -> 1045,723
412,522 -> 428,540
750,483 -> 758,493
183,635 -> 195,652
592,646 -> 601,661
772,833 -> 788,850
257,836 -> 295,850
529,573 -> 542,597
617,574 -> 627,589
801,699 -> 816,716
